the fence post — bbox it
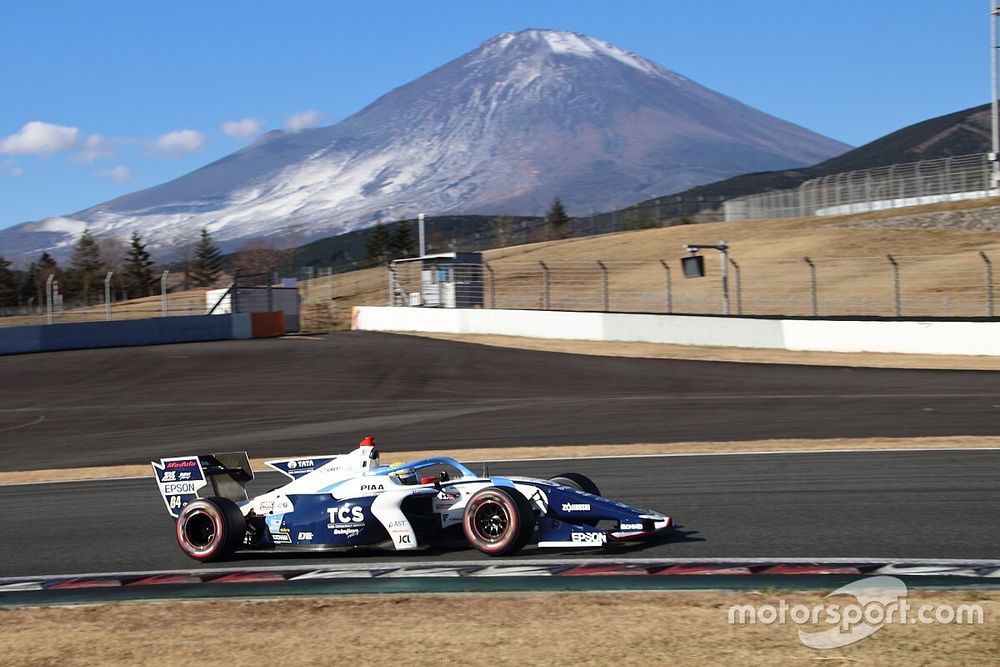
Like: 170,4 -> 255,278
539,261 -> 549,310
104,271 -> 113,321
160,270 -> 170,317
887,255 -> 901,317
729,258 -> 742,315
484,262 -> 496,309
597,260 -> 609,312
46,274 -> 55,325
659,260 -> 672,313
804,256 -> 818,316
981,251 -> 995,317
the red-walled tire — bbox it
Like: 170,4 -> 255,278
463,486 -> 534,556
175,497 -> 246,562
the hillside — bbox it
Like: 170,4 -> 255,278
663,103 -> 991,203
302,197 -> 1000,330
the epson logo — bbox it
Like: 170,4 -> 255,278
571,532 -> 606,544
163,482 -> 197,495
561,503 -> 591,512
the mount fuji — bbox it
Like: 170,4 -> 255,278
0,29 -> 849,259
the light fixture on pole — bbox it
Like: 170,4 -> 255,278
682,241 -> 730,315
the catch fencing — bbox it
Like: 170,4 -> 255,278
725,153 -> 997,221
366,252 -> 997,319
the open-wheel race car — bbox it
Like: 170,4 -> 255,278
151,436 -> 673,562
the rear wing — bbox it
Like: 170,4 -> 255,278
150,452 -> 254,518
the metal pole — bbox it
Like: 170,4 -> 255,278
46,274 -> 54,325
418,213 -> 426,257
887,255 -> 901,317
992,1 -> 1000,188
484,262 -> 496,309
804,256 -> 818,316
104,271 -> 113,321
981,251 -> 995,317
659,260 -> 672,314
597,260 -> 609,312
388,262 -> 397,306
539,261 -> 549,310
719,241 -> 729,316
160,270 -> 170,317
729,258 -> 741,315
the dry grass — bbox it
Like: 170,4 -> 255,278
0,590 -> 996,665
295,198 -> 1000,326
403,332 -> 1000,370
2,436 -> 996,486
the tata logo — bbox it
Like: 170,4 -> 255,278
561,503 -> 591,512
288,459 -> 314,470
360,483 -> 385,492
327,506 -> 365,524
166,460 -> 197,469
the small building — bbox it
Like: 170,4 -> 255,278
390,252 -> 484,308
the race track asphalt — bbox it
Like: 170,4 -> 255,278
2,449 -> 998,577
1,331 -> 998,471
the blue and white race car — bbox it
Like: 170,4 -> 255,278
151,436 -> 673,562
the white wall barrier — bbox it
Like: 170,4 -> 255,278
352,307 -> 1000,357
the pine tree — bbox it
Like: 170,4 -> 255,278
31,253 -> 61,308
123,232 -> 156,298
389,220 -> 415,259
365,222 -> 390,265
545,197 -> 570,240
0,256 -> 17,309
69,229 -> 104,305
190,228 -> 223,287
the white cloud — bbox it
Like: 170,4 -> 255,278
0,121 -> 79,155
76,134 -> 119,163
99,165 -> 133,182
151,129 -> 205,157
0,159 -> 24,176
285,110 -> 324,132
222,117 -> 263,140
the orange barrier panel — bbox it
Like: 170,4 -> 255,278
250,311 -> 285,338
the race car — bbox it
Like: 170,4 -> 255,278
151,436 -> 673,562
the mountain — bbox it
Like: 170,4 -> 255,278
0,29 -> 849,260
664,103 -> 992,202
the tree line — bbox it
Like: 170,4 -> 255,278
363,198 -> 569,264
0,227 -> 225,311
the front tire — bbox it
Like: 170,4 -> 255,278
175,497 -> 246,562
462,486 -> 534,556
550,472 -> 601,496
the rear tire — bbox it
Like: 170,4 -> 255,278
550,472 -> 601,497
175,497 -> 246,562
463,486 -> 534,556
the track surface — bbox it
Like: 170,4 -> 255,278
1,332 -> 998,471
3,450 -> 999,578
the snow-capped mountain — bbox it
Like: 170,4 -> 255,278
0,29 -> 849,259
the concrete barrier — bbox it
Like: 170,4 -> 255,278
0,313 -> 275,356
352,306 -> 1000,357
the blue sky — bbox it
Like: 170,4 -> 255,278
0,1 -> 989,232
